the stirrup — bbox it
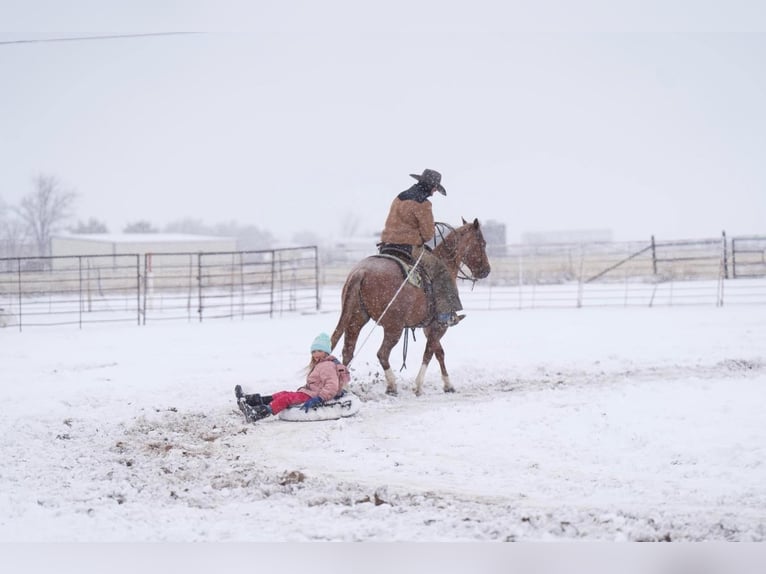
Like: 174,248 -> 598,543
437,312 -> 465,327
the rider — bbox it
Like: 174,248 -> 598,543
379,169 -> 464,327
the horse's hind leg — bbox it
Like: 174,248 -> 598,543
336,313 -> 368,367
377,328 -> 404,396
331,289 -> 370,367
413,362 -> 430,397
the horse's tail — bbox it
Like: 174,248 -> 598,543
330,266 -> 366,351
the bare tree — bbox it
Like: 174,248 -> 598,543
0,218 -> 30,258
213,221 -> 274,250
340,211 -> 361,238
0,197 -> 6,254
2,198 -> 31,258
164,218 -> 212,235
291,230 -> 321,246
70,217 -> 109,234
123,220 -> 159,233
13,174 -> 77,256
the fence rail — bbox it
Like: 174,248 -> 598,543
0,246 -> 319,330
2,234 -> 765,330
731,236 -> 766,278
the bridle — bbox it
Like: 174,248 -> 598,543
431,222 -> 481,287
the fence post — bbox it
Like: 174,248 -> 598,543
269,249 -> 277,319
16,258 -> 23,331
517,253 -> 523,310
314,246 -> 320,312
651,235 -> 657,275
576,244 -> 584,308
197,253 -> 203,322
717,232 -> 726,307
236,252 -> 244,319
138,254 -> 144,325
78,256 -> 84,329
721,230 -> 729,279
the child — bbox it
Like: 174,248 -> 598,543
235,332 -> 346,422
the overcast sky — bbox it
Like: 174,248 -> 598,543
1,1 -> 765,243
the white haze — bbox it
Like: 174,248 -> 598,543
1,2 -> 765,243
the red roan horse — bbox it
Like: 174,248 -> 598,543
330,218 -> 491,396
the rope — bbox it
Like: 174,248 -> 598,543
435,222 -> 478,287
347,248 -> 425,368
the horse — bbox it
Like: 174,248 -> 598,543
330,218 -> 491,396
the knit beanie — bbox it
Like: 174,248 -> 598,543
310,332 -> 332,354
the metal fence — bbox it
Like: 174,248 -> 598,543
2,234 -> 765,330
460,233 -> 766,309
319,233 -> 766,311
0,246 -> 319,330
731,236 -> 766,278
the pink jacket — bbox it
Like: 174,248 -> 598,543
297,355 -> 340,401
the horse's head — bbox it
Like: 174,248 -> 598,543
458,217 -> 491,279
432,218 -> 491,280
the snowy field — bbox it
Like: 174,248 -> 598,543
2,304 -> 766,564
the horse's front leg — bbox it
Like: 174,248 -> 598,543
413,362 -> 430,397
415,328 -> 453,396
434,342 -> 454,393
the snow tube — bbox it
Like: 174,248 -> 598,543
278,391 -> 361,422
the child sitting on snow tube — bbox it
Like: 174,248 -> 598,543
235,332 -> 348,423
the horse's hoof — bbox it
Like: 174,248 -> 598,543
444,387 -> 455,393
385,389 -> 398,397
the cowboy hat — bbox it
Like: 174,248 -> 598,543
410,169 -> 446,195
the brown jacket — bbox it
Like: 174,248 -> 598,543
380,197 -> 435,246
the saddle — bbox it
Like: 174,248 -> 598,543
374,245 -> 437,331
374,243 -> 431,291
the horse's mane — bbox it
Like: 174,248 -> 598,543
431,221 -> 466,259
429,221 -> 456,252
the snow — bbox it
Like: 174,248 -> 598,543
2,304 -> 766,552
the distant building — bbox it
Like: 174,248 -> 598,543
327,235 -> 378,264
482,220 -> 507,256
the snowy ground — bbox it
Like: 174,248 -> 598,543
1,305 -> 765,548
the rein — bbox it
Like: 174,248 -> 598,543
433,221 -> 480,288
348,248 -> 425,369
